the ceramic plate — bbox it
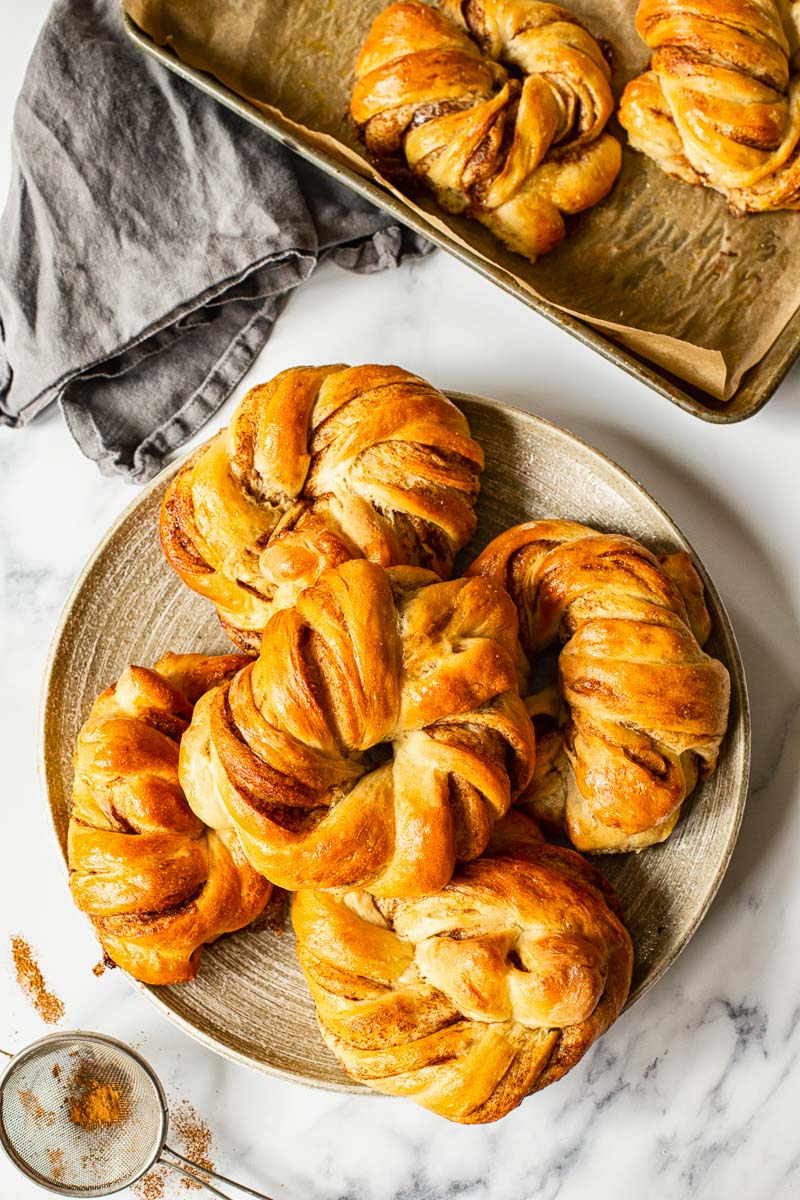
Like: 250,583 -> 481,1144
41,394 -> 750,1092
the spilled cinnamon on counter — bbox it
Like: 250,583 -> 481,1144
11,936 -> 65,1024
132,1100 -> 215,1197
134,1168 -> 165,1199
172,1101 -> 214,1189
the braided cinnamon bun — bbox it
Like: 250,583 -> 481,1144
161,364 -> 483,652
351,1 -> 621,262
293,810 -> 632,1122
468,520 -> 730,852
179,558 -> 535,895
619,0 -> 800,212
69,653 -> 272,984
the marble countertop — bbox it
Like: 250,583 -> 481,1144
3,6 -> 800,1199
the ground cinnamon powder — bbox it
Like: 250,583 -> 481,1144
132,1100 -> 216,1198
11,936 -> 64,1024
249,887 -> 289,935
47,1148 -> 65,1183
134,1168 -> 165,1199
171,1101 -> 215,1190
19,1089 -> 56,1127
67,1068 -> 129,1132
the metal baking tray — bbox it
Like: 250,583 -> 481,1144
123,13 -> 800,424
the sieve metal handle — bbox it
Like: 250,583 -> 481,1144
161,1145 -> 276,1200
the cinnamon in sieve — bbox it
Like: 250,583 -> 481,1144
18,1089 -> 56,1127
65,1059 -> 130,1132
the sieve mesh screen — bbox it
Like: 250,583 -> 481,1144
0,1034 -> 166,1196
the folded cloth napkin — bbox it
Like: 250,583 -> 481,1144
0,0 -> 430,482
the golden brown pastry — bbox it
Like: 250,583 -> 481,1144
351,1 -> 622,262
293,810 -> 632,1123
160,364 -> 484,653
179,558 -> 535,896
468,520 -> 730,852
69,653 -> 272,984
619,0 -> 800,212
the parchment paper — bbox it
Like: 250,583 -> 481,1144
123,0 -> 800,401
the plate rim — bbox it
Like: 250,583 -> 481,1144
39,389 -> 751,1092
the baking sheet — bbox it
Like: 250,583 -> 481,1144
123,0 -> 800,404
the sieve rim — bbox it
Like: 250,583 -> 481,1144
0,1030 -> 169,1197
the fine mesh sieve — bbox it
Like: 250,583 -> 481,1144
0,1033 -> 274,1198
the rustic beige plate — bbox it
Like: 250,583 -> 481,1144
41,393 -> 749,1093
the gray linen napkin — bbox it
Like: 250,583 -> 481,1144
0,0 -> 430,482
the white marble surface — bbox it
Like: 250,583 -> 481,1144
3,5 -> 800,1199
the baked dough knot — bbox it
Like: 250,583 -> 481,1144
160,363 -> 484,652
180,558 -> 535,895
619,0 -> 800,212
292,810 -> 633,1123
351,0 -> 622,261
468,520 -> 730,852
68,654 -> 272,984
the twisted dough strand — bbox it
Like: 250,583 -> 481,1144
442,0 -> 614,143
161,364 -> 483,651
351,1 -> 621,261
180,559 -> 535,895
69,653 -> 272,984
293,810 -> 632,1123
468,520 -> 730,852
619,0 -> 800,211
